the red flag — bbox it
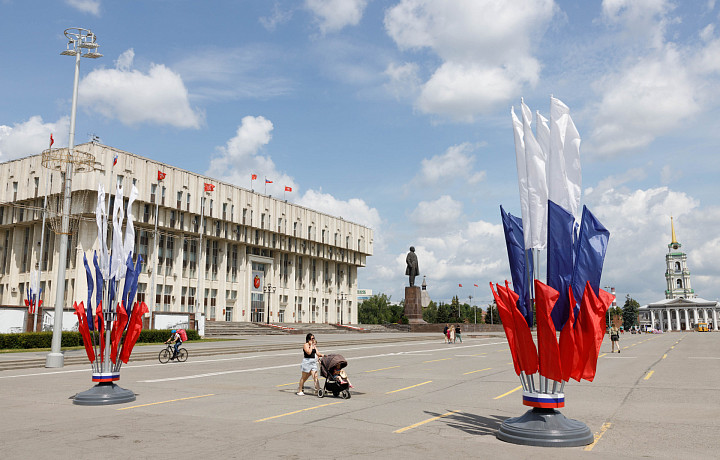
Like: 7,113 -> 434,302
50,134 -> 54,147
500,281 -> 538,375
534,280 -> 562,382
490,282 -> 521,375
95,303 -> 105,362
204,183 -> 214,192
110,302 -> 129,364
158,170 -> 166,181
120,301 -> 148,364
73,302 -> 96,363
265,179 -> 273,184
251,174 -> 257,180
284,186 -> 292,192
576,282 -> 611,381
474,284 -> 479,287
559,287 -> 580,382
458,283 -> 463,287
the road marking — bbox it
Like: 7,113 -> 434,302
463,367 -> 492,375
494,386 -> 522,400
276,382 -> 297,387
386,381 -> 432,394
394,410 -> 460,433
644,370 -> 654,380
423,358 -> 452,363
671,346 -> 675,349
365,365 -> 400,373
662,354 -> 667,359
117,393 -> 214,411
689,357 -> 720,359
598,353 -> 607,358
254,401 -> 343,422
584,422 -> 612,451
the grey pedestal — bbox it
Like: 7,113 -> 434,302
404,286 -> 426,324
73,382 -> 136,406
496,408 -> 594,447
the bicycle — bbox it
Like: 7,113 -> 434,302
159,343 -> 188,363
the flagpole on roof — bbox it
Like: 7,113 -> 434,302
149,176 -> 161,319
197,188 -> 206,319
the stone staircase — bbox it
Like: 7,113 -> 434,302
203,321 -> 287,337
203,321 -> 400,337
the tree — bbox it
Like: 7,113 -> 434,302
485,303 -> 501,325
358,294 -> 407,324
622,295 -> 640,330
422,301 -> 438,323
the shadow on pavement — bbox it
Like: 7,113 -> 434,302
427,410 -> 507,436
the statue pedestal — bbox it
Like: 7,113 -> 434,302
404,286 -> 426,324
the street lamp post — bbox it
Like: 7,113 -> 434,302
604,286 -> 615,330
263,284 -> 276,324
337,293 -> 348,325
46,28 -> 102,368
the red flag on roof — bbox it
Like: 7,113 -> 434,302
490,282 -> 521,375
501,281 -> 538,375
458,283 -> 463,287
50,134 -> 54,147
560,287 -> 580,382
285,186 -> 292,192
251,174 -> 257,180
474,284 -> 479,287
204,183 -> 214,192
534,280 -> 562,382
158,170 -> 166,181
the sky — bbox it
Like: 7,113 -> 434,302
1,0 -> 719,308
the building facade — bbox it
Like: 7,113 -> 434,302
639,218 -> 719,331
0,143 -> 373,325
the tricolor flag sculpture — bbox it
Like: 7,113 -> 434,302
72,182 -> 145,406
494,97 -> 611,447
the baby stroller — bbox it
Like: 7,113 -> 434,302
318,354 -> 351,399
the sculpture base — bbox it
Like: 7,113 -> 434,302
496,408 -> 593,447
73,382 -> 136,406
404,286 -> 426,324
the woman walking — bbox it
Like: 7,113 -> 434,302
298,333 -> 323,396
610,325 -> 620,353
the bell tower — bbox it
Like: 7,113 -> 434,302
665,217 -> 695,299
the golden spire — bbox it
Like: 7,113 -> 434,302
671,216 -> 678,244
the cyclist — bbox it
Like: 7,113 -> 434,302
165,329 -> 183,359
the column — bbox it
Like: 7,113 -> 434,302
666,309 -> 672,331
650,310 -> 655,330
713,309 -> 718,331
675,308 -> 681,331
684,309 -> 690,330
694,308 -> 698,327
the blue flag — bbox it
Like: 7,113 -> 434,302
121,252 -> 134,315
83,254 -> 95,331
571,206 -> 610,307
500,205 -> 534,327
93,251 -> 103,309
109,276 -> 116,309
547,200 -> 576,330
127,255 -> 143,317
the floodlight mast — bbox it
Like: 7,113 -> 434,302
46,28 -> 102,368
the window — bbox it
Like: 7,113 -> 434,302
143,204 -> 150,223
170,210 -> 176,228
164,285 -> 172,311
187,193 -> 191,212
177,191 -> 182,210
223,203 -> 227,220
243,208 -> 247,225
151,184 -> 157,204
34,177 -> 39,198
209,199 -> 213,217
161,186 -> 166,206
21,227 -> 30,273
677,279 -> 683,288
136,283 -> 146,305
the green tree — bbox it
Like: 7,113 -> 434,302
622,295 -> 640,330
485,303 -> 501,325
358,294 -> 406,324
422,300 -> 438,323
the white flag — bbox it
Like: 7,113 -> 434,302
111,184 -> 125,281
536,111 -> 550,158
549,96 -> 582,218
521,100 -> 548,250
511,107 -> 530,241
123,185 -> 138,268
96,183 -> 109,278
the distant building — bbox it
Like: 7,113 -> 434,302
0,143 -> 373,327
639,218 -> 719,330
356,289 -> 372,301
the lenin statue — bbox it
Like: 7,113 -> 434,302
405,246 -> 419,286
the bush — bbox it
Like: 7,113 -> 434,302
0,328 -> 201,350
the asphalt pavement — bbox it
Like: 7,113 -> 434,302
1,331 -> 718,459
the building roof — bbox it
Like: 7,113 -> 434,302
641,297 -> 719,309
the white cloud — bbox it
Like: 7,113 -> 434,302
297,189 -> 382,231
0,116 -> 69,161
416,143 -> 486,186
206,116 -> 295,195
66,0 -> 100,16
79,49 -> 204,128
601,0 -> 676,49
260,3 -> 294,31
411,195 -> 462,227
305,0 -> 368,34
384,0 -> 555,120
384,62 -> 421,101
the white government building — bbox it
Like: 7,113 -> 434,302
0,142 -> 373,327
639,218 -> 719,331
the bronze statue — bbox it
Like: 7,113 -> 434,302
406,246 -> 419,286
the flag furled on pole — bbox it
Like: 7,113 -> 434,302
520,100 -> 548,250
500,282 -> 538,375
50,134 -> 54,147
490,282 -> 522,376
500,206 -> 533,326
534,280 -> 562,382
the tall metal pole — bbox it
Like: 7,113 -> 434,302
46,48 -> 81,368
197,194 -> 205,317
150,186 -> 160,315
34,138 -> 52,332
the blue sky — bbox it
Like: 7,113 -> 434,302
1,0 -> 719,307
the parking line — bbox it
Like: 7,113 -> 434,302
644,370 -> 654,380
276,382 -> 297,387
662,354 -> 667,359
463,367 -> 491,375
423,358 -> 452,363
394,410 -> 460,433
365,366 -> 400,373
254,401 -> 343,422
117,393 -> 215,411
598,353 -> 607,358
387,381 -> 432,394
494,386 -> 522,400
584,422 -> 612,451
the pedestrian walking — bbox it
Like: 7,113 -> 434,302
449,325 -> 455,344
454,324 -> 462,343
443,324 -> 449,343
298,333 -> 324,395
610,325 -> 620,353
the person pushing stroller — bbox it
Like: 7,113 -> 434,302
317,354 -> 352,399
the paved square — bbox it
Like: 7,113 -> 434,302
2,332 -> 718,459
